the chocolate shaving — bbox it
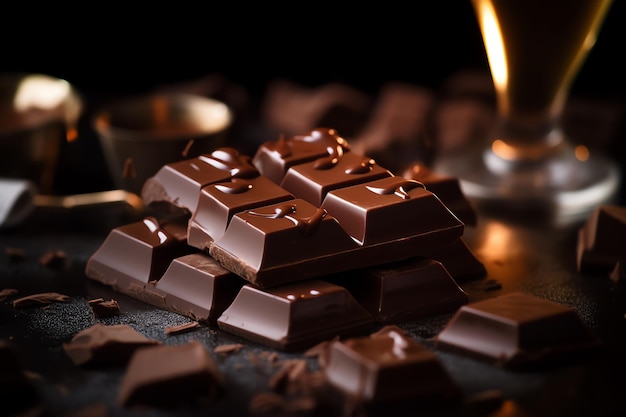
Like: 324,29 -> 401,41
164,321 -> 200,335
88,298 -> 121,318
13,292 -> 70,308
122,157 -> 136,179
38,250 -> 67,268
182,139 -> 195,157
0,288 -> 18,302
214,343 -> 244,354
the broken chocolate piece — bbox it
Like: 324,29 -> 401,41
85,217 -> 192,295
63,323 -> 160,366
13,292 -> 70,308
88,298 -> 121,318
117,341 -> 224,407
403,162 -> 477,226
0,288 -> 18,302
435,292 -> 601,369
323,325 -> 461,403
329,258 -> 468,323
420,237 -> 487,282
38,249 -> 68,268
217,280 -> 375,351
577,205 -> 626,274
165,321 -> 200,335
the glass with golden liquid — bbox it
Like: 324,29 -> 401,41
434,0 -> 619,225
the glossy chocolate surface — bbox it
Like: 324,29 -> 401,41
435,292 -> 601,369
329,258 -> 468,323
577,205 -> 626,274
117,341 -> 224,407
217,279 -> 375,351
323,325 -> 461,403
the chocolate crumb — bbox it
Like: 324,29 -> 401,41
214,343 -> 244,355
5,247 -> 25,262
165,321 -> 200,335
249,391 -> 288,415
122,157 -> 136,179
182,139 -> 195,157
13,292 -> 70,308
38,250 -> 67,268
88,298 -> 121,318
0,288 -> 18,302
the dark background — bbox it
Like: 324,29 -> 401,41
2,2 -> 625,101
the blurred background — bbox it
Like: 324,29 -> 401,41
1,1 -> 625,196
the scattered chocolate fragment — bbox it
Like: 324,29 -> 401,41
88,298 -> 121,318
5,246 -> 25,262
435,292 -> 601,369
13,292 -> 70,308
322,325 -> 461,404
181,139 -> 195,157
0,288 -> 18,302
38,249 -> 67,268
609,260 -> 625,282
213,343 -> 244,354
117,341 -> 224,408
63,323 -> 160,366
218,280 -> 375,351
122,157 -> 136,179
577,204 -> 626,275
165,321 -> 200,335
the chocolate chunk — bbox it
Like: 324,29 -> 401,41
420,237 -> 487,282
252,128 -> 351,184
322,325 -> 461,404
13,292 -> 70,308
85,217 -> 192,295
149,253 -> 245,325
88,298 -> 121,318
117,341 -> 224,407
0,339 -> 40,414
403,162 -> 477,226
577,205 -> 626,274
280,151 -> 392,207
63,323 -> 160,366
188,176 -> 294,250
165,321 -> 200,335
217,280 -> 375,351
329,258 -> 468,323
141,147 -> 258,213
38,249 -> 68,268
435,292 -> 601,369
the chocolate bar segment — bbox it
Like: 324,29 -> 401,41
217,279 -> 375,351
280,151 -> 392,206
329,258 -> 468,323
420,237 -> 486,282
435,292 -> 601,369
85,217 -> 192,295
323,325 -> 461,403
252,127 -> 351,184
187,176 -> 294,250
118,341 -> 224,407
576,205 -> 626,274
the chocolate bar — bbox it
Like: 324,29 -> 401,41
322,325 -> 461,403
117,341 -> 224,407
217,279 -> 375,351
434,292 -> 601,369
576,204 -> 626,275
328,258 -> 468,323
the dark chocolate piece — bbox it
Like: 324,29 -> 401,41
187,176 -> 294,250
147,253 -> 245,325
85,217 -> 192,295
435,292 -> 601,369
141,147 -> 258,213
217,279 -> 375,351
420,237 -> 487,282
280,151 -> 392,207
13,292 -> 70,308
63,323 -> 160,366
403,162 -> 477,226
88,298 -> 121,318
577,205 -> 626,274
323,325 -> 461,403
329,258 -> 468,323
252,127 -> 351,184
117,341 -> 224,407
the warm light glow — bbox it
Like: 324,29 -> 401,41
153,97 -> 169,128
66,126 -> 78,143
574,145 -> 590,161
477,220 -> 512,262
491,139 -> 517,160
13,75 -> 72,111
475,0 -> 508,95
